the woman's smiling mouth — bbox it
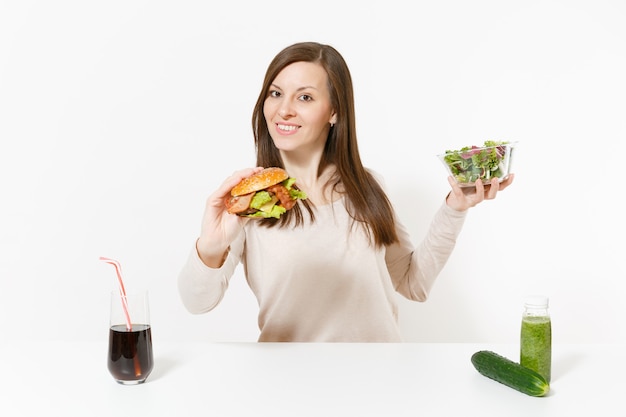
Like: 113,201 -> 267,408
276,123 -> 300,133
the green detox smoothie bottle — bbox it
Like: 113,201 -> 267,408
520,295 -> 552,382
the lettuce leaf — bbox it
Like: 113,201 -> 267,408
250,191 -> 272,210
289,189 -> 307,200
283,177 -> 307,200
246,205 -> 286,219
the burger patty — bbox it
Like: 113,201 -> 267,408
224,192 -> 254,214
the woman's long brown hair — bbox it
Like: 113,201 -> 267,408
251,42 -> 398,247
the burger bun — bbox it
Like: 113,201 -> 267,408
230,167 -> 289,196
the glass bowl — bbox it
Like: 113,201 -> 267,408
438,141 -> 516,187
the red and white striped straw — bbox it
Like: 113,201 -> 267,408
100,256 -> 132,331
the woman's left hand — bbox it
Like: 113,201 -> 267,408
445,174 -> 514,212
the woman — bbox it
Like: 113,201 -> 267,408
177,42 -> 513,342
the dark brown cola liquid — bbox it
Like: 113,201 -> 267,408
108,324 -> 153,383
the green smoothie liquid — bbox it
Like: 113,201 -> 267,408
520,316 -> 551,382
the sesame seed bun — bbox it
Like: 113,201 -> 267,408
230,167 -> 289,196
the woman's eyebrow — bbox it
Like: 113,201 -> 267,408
270,83 -> 319,92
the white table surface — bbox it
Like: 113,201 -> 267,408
1,341 -> 623,416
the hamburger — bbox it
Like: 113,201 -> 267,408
224,167 -> 307,219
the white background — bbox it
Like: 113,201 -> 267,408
1,0 -> 624,344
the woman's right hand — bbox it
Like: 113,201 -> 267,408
196,167 -> 264,268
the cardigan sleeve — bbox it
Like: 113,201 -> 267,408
177,230 -> 245,314
386,201 -> 467,301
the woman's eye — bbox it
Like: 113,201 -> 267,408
269,90 -> 281,98
299,94 -> 313,102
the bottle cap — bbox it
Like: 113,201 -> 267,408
524,295 -> 549,308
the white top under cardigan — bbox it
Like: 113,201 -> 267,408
178,197 -> 467,342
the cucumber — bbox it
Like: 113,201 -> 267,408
471,350 -> 550,397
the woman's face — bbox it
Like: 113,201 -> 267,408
263,61 -> 336,155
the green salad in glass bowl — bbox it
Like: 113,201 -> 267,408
438,141 -> 516,187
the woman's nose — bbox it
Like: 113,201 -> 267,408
278,102 -> 295,118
